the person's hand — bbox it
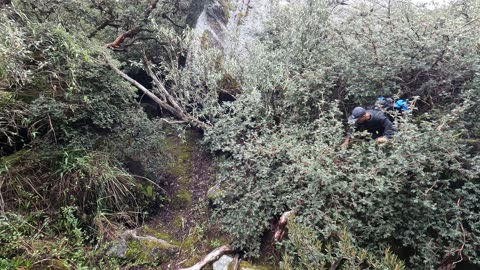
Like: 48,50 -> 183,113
341,137 -> 349,150
376,136 -> 388,143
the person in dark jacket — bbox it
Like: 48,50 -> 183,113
341,106 -> 395,149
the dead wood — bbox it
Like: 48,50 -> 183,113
274,201 -> 303,242
105,56 -> 211,130
273,210 -> 295,242
179,245 -> 234,270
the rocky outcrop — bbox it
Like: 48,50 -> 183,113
193,0 -> 274,55
184,0 -> 208,27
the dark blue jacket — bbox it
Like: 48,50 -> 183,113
350,110 -> 395,139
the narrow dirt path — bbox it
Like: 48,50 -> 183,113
139,130 -> 229,269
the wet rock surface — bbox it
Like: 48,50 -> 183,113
193,0 -> 273,55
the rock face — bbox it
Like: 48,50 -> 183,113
184,0 -> 208,27
193,0 -> 274,55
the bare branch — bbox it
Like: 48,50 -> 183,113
88,18 -> 115,38
274,201 -> 303,242
106,56 -> 182,117
105,56 -> 211,130
160,119 -> 186,125
179,245 -> 234,270
105,0 -> 160,49
143,55 -> 186,115
452,198 -> 466,266
106,27 -> 141,49
274,210 -> 295,242
162,13 -> 186,29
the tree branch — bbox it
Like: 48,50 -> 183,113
106,56 -> 182,117
123,36 -> 166,48
88,18 -> 114,38
105,0 -> 160,49
274,200 -> 303,242
274,210 -> 295,242
105,56 -> 211,130
179,245 -> 234,270
106,27 -> 141,49
162,13 -> 186,29
143,55 -> 186,115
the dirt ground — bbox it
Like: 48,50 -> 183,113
141,130 -> 230,269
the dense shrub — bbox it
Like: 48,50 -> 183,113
199,0 -> 480,268
0,1 -> 176,267
282,220 -> 405,270
1,0 -> 480,268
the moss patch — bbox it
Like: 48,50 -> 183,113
227,261 -> 277,270
165,131 -> 196,211
0,149 -> 29,167
166,133 -> 194,182
17,75 -> 50,102
0,90 -> 12,103
125,238 -> 178,265
141,225 -> 179,246
171,189 -> 192,210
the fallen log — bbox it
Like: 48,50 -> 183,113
179,245 -> 234,270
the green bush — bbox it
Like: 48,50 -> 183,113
1,148 -> 144,214
282,220 -> 405,270
198,0 -> 480,268
0,3 -> 173,267
0,209 -> 122,269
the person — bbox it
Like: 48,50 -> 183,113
341,106 -> 395,149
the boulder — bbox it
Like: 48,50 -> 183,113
212,255 -> 234,270
106,230 -> 179,265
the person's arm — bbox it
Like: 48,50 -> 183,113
377,116 -> 395,143
382,117 -> 395,138
341,136 -> 350,149
342,125 -> 355,149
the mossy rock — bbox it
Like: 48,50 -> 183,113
125,238 -> 179,265
183,255 -> 203,268
141,225 -> 179,246
0,149 -> 30,168
44,259 -> 70,270
16,75 -> 51,103
227,261 -> 276,270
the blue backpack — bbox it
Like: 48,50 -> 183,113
374,96 -> 409,112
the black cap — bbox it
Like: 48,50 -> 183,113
348,107 -> 366,124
